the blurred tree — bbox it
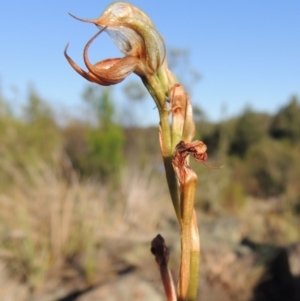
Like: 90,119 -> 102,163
20,86 -> 61,161
193,105 -> 206,124
0,86 -> 62,191
23,85 -> 53,124
201,123 -> 221,156
85,125 -> 124,179
244,138 -> 292,198
229,108 -> 270,157
269,96 -> 300,144
201,118 -> 236,159
0,77 -> 6,116
65,85 -> 124,180
0,79 -> 14,117
82,85 -> 115,128
193,104 -> 207,142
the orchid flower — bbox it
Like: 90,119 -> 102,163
64,2 -> 166,86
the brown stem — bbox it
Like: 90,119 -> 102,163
151,235 -> 177,301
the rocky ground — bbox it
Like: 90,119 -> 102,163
0,199 -> 299,301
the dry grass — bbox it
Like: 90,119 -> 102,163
0,157 -> 169,289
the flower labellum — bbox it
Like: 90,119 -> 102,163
172,140 -> 208,185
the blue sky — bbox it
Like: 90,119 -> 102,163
1,0 -> 299,124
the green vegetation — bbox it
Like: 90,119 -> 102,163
64,86 -> 125,180
199,96 -> 300,212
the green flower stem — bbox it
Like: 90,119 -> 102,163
160,107 -> 181,222
157,60 -> 178,94
141,75 -> 166,111
163,156 -> 181,221
142,74 -> 181,221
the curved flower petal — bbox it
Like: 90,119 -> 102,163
69,2 -> 166,76
64,28 -> 139,86
82,28 -> 140,83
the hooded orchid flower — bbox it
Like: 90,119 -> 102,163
64,2 -> 166,86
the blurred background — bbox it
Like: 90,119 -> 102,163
0,0 -> 299,300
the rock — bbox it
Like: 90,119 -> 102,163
76,274 -> 164,301
251,243 -> 300,301
0,260 -> 29,301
